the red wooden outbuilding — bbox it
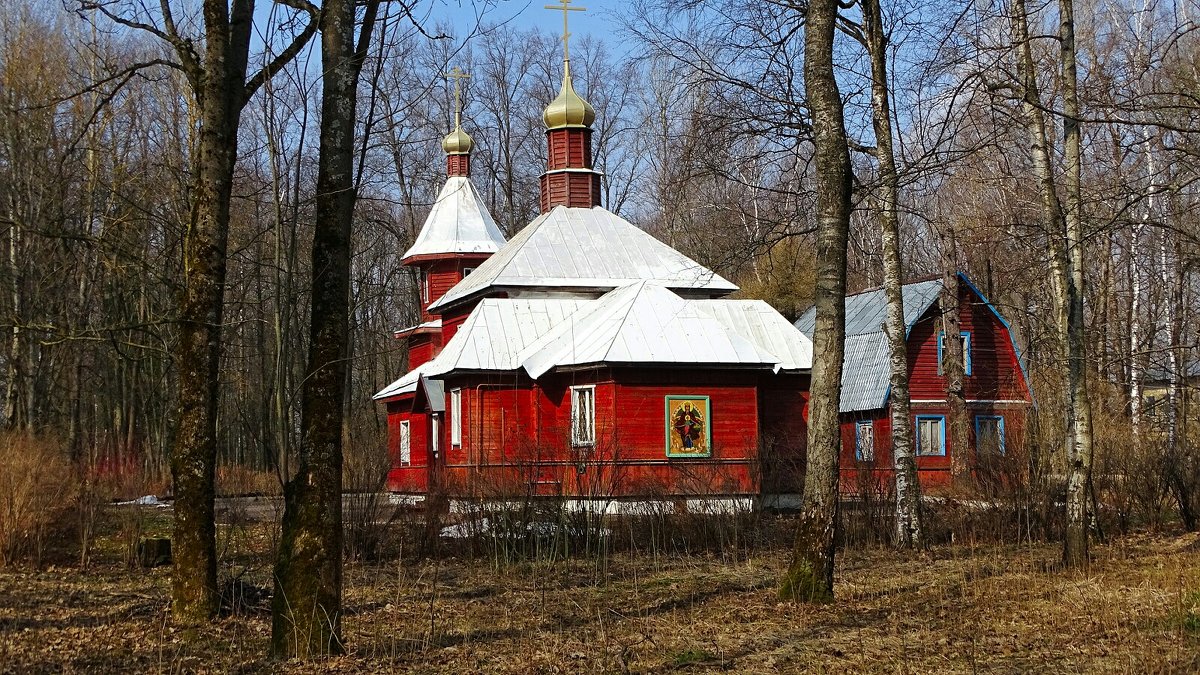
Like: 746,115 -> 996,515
794,275 -> 1034,493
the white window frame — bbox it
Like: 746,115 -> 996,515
399,420 -> 411,466
570,385 -> 596,447
450,388 -> 462,447
462,267 -> 475,278
430,414 -> 440,458
855,420 -> 874,462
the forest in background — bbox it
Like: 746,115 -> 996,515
0,0 -> 1195,492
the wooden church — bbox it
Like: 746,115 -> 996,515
373,39 -> 813,503
375,10 -> 1033,504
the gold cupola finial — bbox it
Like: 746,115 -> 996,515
542,0 -> 595,129
441,66 -> 474,154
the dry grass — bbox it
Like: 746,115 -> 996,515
1,516 -> 1199,673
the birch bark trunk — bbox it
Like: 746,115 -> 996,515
862,0 -> 922,548
1059,0 -> 1096,567
780,0 -> 851,602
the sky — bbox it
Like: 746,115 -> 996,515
425,0 -> 632,51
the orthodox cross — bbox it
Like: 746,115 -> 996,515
445,66 -> 470,127
544,0 -> 586,67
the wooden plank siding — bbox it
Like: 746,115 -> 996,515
430,368 -> 766,498
838,282 -> 1032,493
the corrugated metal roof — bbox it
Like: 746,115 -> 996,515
795,279 -> 942,337
426,298 -> 590,375
519,282 -> 778,379
401,177 -> 506,262
693,299 -> 812,371
427,206 -> 738,311
795,279 -> 943,412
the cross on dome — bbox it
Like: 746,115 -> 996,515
441,66 -> 473,156
541,0 -> 595,130
544,0 -> 586,76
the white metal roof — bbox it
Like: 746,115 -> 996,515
425,298 -> 590,375
518,282 -> 778,379
373,361 -> 432,400
794,279 -> 942,337
427,206 -> 738,311
401,177 -> 506,262
694,299 -> 813,371
393,318 -> 441,337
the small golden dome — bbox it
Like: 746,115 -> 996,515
442,125 -> 473,154
542,71 -> 595,129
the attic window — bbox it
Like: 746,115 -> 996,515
462,267 -> 475,278
855,421 -> 874,462
937,331 -> 973,376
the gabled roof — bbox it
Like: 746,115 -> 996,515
794,274 -> 1030,412
794,279 -> 942,337
427,206 -> 738,311
518,282 -> 778,379
401,177 -> 506,263
795,280 -> 942,412
693,300 -> 812,371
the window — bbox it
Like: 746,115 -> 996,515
420,270 -> 429,303
855,421 -> 874,462
450,389 -> 462,447
430,414 -> 440,458
937,331 -> 973,376
975,415 -> 1005,455
571,385 -> 596,447
915,415 -> 946,456
399,421 -> 411,466
462,267 -> 475,278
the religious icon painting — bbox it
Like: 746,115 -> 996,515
665,395 -> 711,457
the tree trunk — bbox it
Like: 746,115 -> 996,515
1011,0 -> 1070,482
863,0 -> 923,548
272,0 -> 378,658
780,0 -> 851,602
939,234 -> 969,483
170,0 -> 247,622
1059,0 -> 1095,568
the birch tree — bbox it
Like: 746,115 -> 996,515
781,0 -> 851,602
861,0 -> 923,548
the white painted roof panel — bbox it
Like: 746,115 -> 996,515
428,206 -> 738,311
518,282 -> 778,379
401,177 -> 506,261
794,279 -> 943,412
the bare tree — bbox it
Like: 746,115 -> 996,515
861,0 -> 923,548
272,0 -> 381,658
781,0 -> 851,602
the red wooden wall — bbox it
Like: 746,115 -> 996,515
838,282 -> 1032,493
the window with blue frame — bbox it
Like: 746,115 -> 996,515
915,415 -> 946,456
937,331 -> 972,376
855,420 -> 874,461
975,415 -> 1005,455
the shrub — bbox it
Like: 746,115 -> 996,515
0,432 -> 78,566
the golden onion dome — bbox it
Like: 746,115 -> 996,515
542,71 -> 595,129
441,125 -> 473,154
